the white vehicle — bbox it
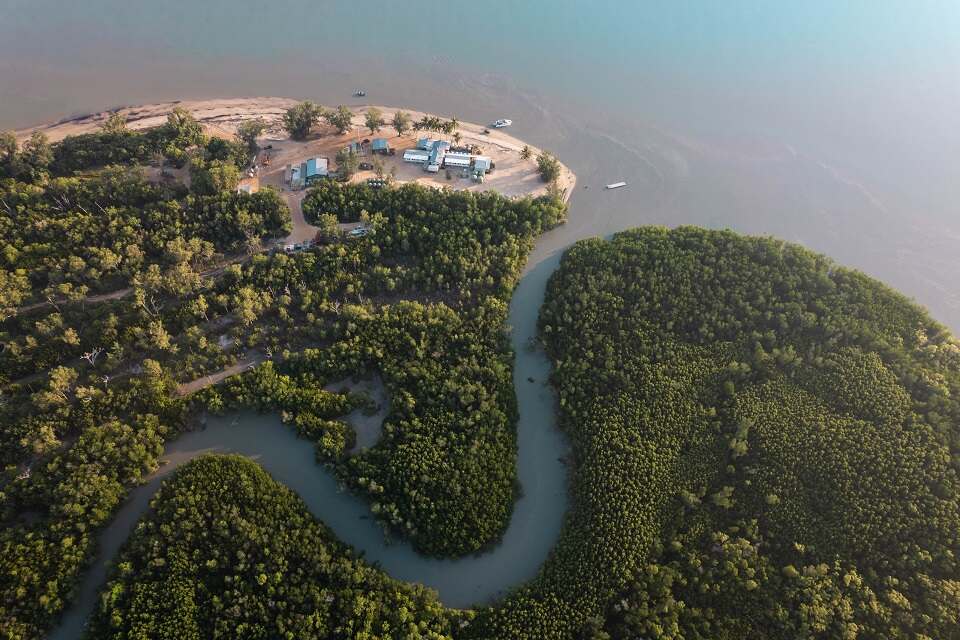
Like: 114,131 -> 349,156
606,181 -> 627,190
492,119 -> 512,128
348,227 -> 369,238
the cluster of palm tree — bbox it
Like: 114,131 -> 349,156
412,115 -> 461,143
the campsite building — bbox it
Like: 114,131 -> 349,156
304,157 -> 328,183
403,142 -> 494,177
426,140 -> 451,172
403,149 -> 431,164
443,151 -> 472,168
473,156 -> 492,173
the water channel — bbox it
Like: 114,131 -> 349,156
49,197 -> 574,640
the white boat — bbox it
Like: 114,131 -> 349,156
492,119 -> 512,128
606,181 -> 627,190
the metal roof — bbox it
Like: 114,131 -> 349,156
443,155 -> 471,167
371,138 -> 389,150
428,140 -> 451,166
305,157 -> 328,177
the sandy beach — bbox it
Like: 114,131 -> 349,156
14,97 -> 576,204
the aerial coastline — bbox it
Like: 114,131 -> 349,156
4,94 -> 960,640
5,6 -> 960,639
14,96 -> 576,204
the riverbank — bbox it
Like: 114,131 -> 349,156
14,97 -> 576,204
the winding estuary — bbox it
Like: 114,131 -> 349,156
49,232 -> 571,640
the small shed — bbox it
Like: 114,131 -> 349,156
371,138 -> 391,154
305,157 -> 328,181
473,156 -> 492,173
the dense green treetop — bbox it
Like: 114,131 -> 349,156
473,226 -> 960,639
0,161 -> 566,638
86,455 -> 461,640
6,116 -> 956,640
324,106 -> 355,136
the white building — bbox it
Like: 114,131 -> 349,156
443,152 -> 472,168
403,149 -> 431,164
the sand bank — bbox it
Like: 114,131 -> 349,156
15,97 -> 576,203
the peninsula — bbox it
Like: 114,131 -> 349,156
3,98 -> 958,640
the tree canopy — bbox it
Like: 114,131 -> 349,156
392,110 -> 412,137
282,101 -> 323,141
364,107 -> 385,134
324,106 -> 355,135
472,227 -> 960,639
86,455 -> 461,640
235,118 -> 267,154
536,151 -> 561,183
0,151 -> 566,637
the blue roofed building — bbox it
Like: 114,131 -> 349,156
371,138 -> 391,154
303,157 -> 328,183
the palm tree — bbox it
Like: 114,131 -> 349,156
453,132 -> 463,146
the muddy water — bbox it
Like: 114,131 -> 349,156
5,3 -> 960,331
50,288 -> 570,639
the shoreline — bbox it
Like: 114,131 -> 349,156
13,96 -> 576,204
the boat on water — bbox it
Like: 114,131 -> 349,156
606,181 -> 627,189
353,90 -> 366,97
492,118 -> 512,128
